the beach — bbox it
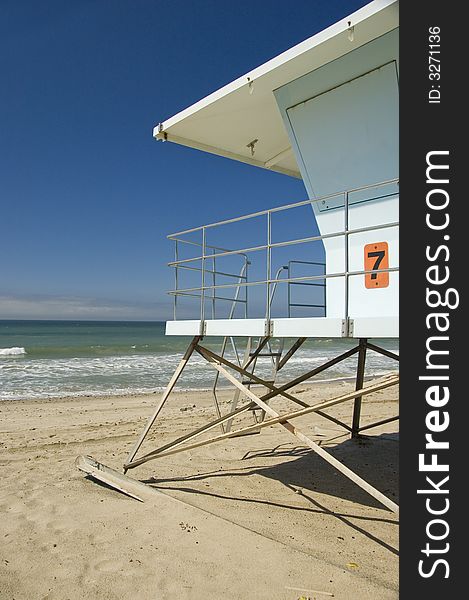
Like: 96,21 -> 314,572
0,378 -> 398,599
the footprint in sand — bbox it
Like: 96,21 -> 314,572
93,558 -> 125,573
1,498 -> 27,515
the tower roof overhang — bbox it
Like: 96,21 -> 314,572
153,0 -> 398,179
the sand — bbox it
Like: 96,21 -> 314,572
0,377 -> 398,599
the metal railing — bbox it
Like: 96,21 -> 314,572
287,260 -> 326,318
167,178 -> 399,322
171,238 -> 250,321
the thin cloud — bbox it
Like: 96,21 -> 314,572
0,294 -> 172,321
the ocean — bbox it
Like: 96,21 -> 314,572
0,320 -> 399,401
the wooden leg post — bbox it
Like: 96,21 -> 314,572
352,338 -> 367,438
124,336 -> 200,471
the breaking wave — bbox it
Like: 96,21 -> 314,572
0,347 -> 26,357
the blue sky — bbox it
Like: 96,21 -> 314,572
1,0 -> 366,320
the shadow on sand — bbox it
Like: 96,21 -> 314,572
144,432 -> 399,554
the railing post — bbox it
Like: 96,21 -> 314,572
212,248 -> 216,319
245,257 -> 249,319
201,227 -> 206,325
322,261 -> 326,317
344,190 -> 350,327
174,239 -> 179,321
266,211 -> 272,326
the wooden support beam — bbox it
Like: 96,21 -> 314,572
124,336 -> 200,471
77,456 -> 145,502
196,344 -> 310,408
120,337 -> 398,513
352,339 -> 367,438
224,337 -> 254,433
213,337 -> 255,434
261,345 -> 360,403
315,410 -> 352,432
137,376 -> 399,462
366,342 -> 400,362
200,357 -> 399,513
201,343 -> 362,435
125,400 -> 256,470
277,337 -> 307,371
358,415 -> 399,432
124,375 -> 398,468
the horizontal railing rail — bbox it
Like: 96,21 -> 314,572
167,221 -> 399,266
167,178 -> 398,238
167,267 -> 400,295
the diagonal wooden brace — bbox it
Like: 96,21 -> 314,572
124,336 -> 200,471
196,344 -> 371,432
197,343 -> 362,432
124,400 -> 257,470
125,343 -> 364,470
127,376 -> 399,466
200,352 -> 399,513
196,344 -> 311,407
277,337 -> 307,371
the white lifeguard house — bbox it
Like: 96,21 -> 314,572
78,0 -> 400,514
158,0 -> 398,341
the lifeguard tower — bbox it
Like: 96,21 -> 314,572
78,0 -> 399,513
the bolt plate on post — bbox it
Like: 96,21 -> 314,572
341,319 -> 348,337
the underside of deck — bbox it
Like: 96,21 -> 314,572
165,316 -> 398,338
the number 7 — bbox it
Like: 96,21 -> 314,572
364,242 -> 389,289
367,250 -> 385,279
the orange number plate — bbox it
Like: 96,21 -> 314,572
364,242 -> 389,289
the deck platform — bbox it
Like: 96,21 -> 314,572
165,316 -> 398,338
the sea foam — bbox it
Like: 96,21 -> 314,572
0,347 -> 398,401
0,347 -> 26,357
